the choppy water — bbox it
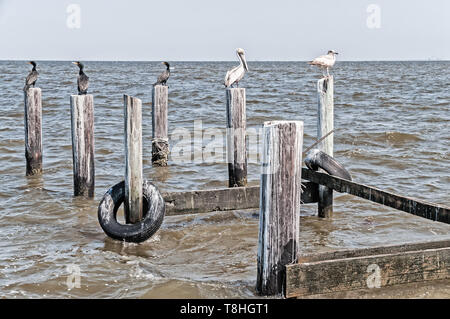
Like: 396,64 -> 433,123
0,61 -> 449,298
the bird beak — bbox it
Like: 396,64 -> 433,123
335,52 -> 339,55
28,62 -> 32,65
241,54 -> 249,71
72,62 -> 78,65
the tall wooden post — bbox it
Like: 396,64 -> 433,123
257,120 -> 303,296
317,76 -> 334,218
152,85 -> 169,166
70,94 -> 95,197
124,95 -> 143,224
226,88 -> 247,187
24,88 -> 43,176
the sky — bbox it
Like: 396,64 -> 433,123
0,0 -> 449,61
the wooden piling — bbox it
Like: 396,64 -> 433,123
317,76 -> 334,218
124,95 -> 143,224
70,94 -> 95,197
24,88 -> 43,176
226,88 -> 247,187
152,85 -> 169,166
257,120 -> 303,296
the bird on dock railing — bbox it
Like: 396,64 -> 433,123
309,50 -> 338,77
72,61 -> 89,95
154,62 -> 171,86
224,48 -> 249,88
24,61 -> 39,92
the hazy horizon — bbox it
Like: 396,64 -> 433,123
1,0 -> 449,61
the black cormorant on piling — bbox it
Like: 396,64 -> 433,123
24,61 -> 39,92
153,62 -> 170,86
72,61 -> 89,95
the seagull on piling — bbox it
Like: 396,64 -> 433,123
309,50 -> 338,77
24,61 -> 39,92
224,48 -> 249,88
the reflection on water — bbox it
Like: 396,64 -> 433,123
0,61 -> 449,298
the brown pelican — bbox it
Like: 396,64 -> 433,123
24,61 -> 39,92
224,48 -> 249,88
154,62 -> 170,86
309,50 -> 338,77
72,62 -> 89,95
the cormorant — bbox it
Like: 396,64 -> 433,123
24,61 -> 39,92
72,61 -> 89,95
224,48 -> 249,88
154,62 -> 170,86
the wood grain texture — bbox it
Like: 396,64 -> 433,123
24,88 -> 43,176
286,243 -> 450,298
257,121 -> 303,296
226,88 -> 247,187
317,76 -> 334,218
162,182 -> 318,216
302,168 -> 450,224
124,95 -> 143,223
70,94 -> 95,197
152,85 -> 169,166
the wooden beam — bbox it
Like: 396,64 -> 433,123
257,121 -> 303,296
317,76 -> 334,218
226,88 -> 247,187
302,168 -> 450,224
162,182 -> 318,216
124,95 -> 143,224
152,85 -> 169,166
286,241 -> 450,298
24,88 -> 43,176
70,94 -> 95,197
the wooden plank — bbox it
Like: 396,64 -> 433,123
24,88 -> 43,176
298,239 -> 450,263
152,85 -> 169,166
124,95 -> 143,223
257,121 -> 303,296
317,76 -> 334,218
226,88 -> 247,187
302,168 -> 450,224
162,182 -> 318,215
70,94 -> 95,197
286,245 -> 450,298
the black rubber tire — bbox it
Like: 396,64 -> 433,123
305,149 -> 352,181
97,180 -> 165,243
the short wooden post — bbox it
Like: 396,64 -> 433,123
257,120 -> 303,296
226,88 -> 247,187
24,88 -> 43,176
70,95 -> 95,197
317,76 -> 334,218
152,85 -> 169,166
124,95 -> 143,224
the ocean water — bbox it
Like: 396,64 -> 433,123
0,61 -> 449,298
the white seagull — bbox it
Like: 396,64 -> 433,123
224,48 -> 249,88
309,50 -> 338,77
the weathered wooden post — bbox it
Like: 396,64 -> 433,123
226,88 -> 247,187
257,120 -> 303,296
124,95 -> 143,224
70,94 -> 95,197
24,88 -> 43,176
317,76 -> 334,218
152,85 -> 169,166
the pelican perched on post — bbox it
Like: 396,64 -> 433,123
224,48 -> 249,88
309,50 -> 338,77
